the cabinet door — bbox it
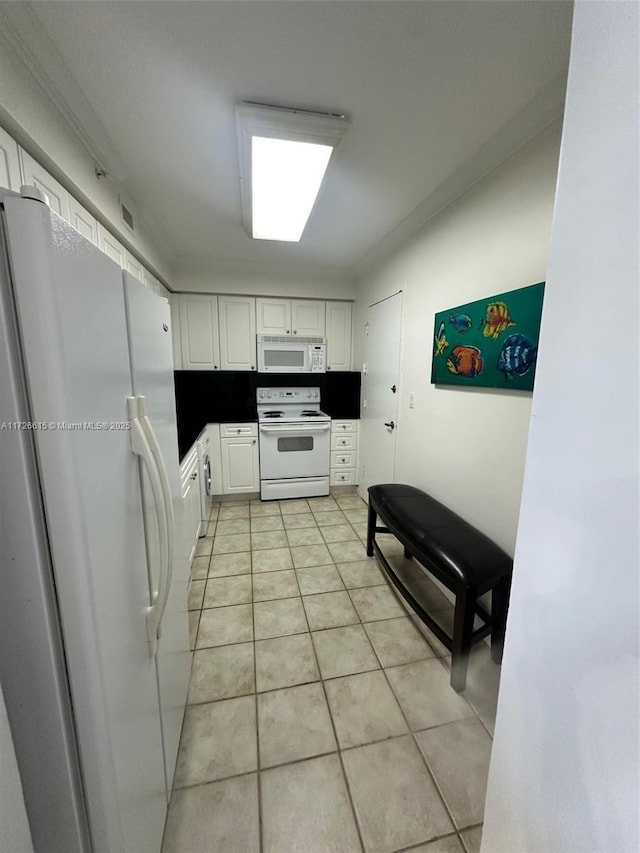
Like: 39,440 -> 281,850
182,476 -> 196,564
219,295 -> 257,371
326,301 -> 353,371
68,197 -> 98,245
19,150 -> 69,220
125,251 -> 144,283
169,295 -> 182,370
256,298 -> 291,335
143,267 -> 158,293
97,222 -> 126,268
292,300 -> 326,337
221,437 -> 259,493
0,127 -> 22,191
180,294 -> 220,370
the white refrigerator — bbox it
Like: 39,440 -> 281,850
0,189 -> 190,853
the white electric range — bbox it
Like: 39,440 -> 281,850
257,387 -> 331,500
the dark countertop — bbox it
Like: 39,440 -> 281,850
175,370 -> 361,461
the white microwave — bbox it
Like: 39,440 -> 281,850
257,335 -> 327,373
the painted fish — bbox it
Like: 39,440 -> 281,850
481,301 -> 515,339
446,345 -> 483,378
449,313 -> 473,333
434,321 -> 449,356
497,334 -> 537,379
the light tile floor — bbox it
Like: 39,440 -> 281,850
163,491 -> 500,853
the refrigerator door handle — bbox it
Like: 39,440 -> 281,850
137,396 -> 174,638
127,396 -> 168,656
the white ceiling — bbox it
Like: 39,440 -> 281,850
25,1 -> 572,274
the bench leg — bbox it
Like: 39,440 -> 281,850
366,502 -> 376,557
451,589 -> 475,692
403,547 -> 412,560
491,575 -> 511,664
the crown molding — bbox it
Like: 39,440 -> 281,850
0,3 -> 127,181
354,74 -> 567,278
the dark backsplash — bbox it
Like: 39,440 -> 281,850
175,371 -> 361,459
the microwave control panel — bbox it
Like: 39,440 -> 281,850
310,345 -> 325,372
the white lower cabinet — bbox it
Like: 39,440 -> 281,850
330,420 -> 359,485
220,423 -> 259,494
180,447 -> 201,565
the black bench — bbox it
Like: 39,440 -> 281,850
366,484 -> 512,692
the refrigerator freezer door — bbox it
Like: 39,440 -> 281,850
2,197 -> 167,853
123,273 -> 190,798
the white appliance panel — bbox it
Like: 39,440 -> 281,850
259,423 -> 331,481
123,273 -> 190,797
2,197 -> 167,853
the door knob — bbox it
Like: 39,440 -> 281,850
384,421 -> 396,430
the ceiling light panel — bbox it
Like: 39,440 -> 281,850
236,103 -> 349,243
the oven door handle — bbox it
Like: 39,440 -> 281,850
259,424 -> 331,433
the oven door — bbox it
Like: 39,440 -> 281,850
259,422 -> 330,479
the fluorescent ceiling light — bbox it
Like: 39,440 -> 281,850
236,103 -> 349,243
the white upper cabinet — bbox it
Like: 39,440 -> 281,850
125,251 -> 144,283
256,297 -> 291,335
19,150 -> 69,220
169,295 -> 182,369
256,297 -> 326,337
68,197 -> 98,245
0,126 -> 21,191
97,222 -> 126,268
326,301 -> 353,371
179,294 -> 220,370
143,267 -> 158,293
219,295 -> 257,371
291,300 -> 326,337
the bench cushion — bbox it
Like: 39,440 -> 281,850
368,484 -> 512,591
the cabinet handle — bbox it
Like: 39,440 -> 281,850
214,365 -> 219,370
252,439 -> 256,445
251,366 -> 255,370
286,329 -> 290,334
190,472 -> 197,480
293,329 -> 297,334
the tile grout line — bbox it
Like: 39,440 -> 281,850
251,528 -> 264,853
359,544 -> 467,846
290,537 -> 367,853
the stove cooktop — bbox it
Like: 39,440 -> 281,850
256,387 -> 330,423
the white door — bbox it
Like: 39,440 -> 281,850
125,251 -> 144,284
3,198 -> 167,853
123,273 -> 190,800
19,150 -> 70,220
219,295 -> 257,371
68,197 -> 98,245
326,301 -> 353,371
291,300 -> 325,336
0,127 -> 22,191
221,437 -> 259,493
97,222 -> 126,268
180,294 -> 221,370
256,297 -> 291,335
358,292 -> 403,499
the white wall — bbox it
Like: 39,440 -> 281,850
174,261 -> 355,300
0,27 -> 172,284
482,2 -> 639,850
0,683 -> 33,853
354,122 -> 561,554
